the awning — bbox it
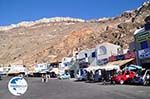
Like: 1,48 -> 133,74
85,66 -> 102,72
50,68 -> 59,74
99,58 -> 135,71
40,69 -> 49,73
100,65 -> 120,70
7,70 -> 20,74
85,59 -> 134,71
107,58 -> 134,67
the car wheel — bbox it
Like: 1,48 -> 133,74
111,81 -> 115,85
120,80 -> 124,85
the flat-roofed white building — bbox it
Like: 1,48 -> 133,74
95,42 -> 121,65
34,63 -> 48,72
61,57 -> 73,67
7,64 -> 28,75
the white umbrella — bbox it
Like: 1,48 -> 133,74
85,66 -> 102,72
50,68 -> 59,74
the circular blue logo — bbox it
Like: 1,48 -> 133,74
8,77 -> 28,96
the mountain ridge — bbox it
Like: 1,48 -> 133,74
0,1 -> 149,31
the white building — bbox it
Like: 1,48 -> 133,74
74,42 -> 121,67
95,42 -> 121,65
0,67 -> 4,74
7,65 -> 28,75
59,57 -> 73,69
34,63 -> 48,72
76,48 -> 96,66
77,49 -> 92,62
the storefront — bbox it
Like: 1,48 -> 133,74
134,16 -> 150,69
138,48 -> 150,69
96,42 -> 121,65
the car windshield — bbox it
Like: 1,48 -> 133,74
146,71 -> 150,75
125,71 -> 130,75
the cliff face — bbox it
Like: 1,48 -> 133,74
0,2 -> 149,66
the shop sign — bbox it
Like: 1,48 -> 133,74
138,48 -> 150,59
135,31 -> 150,42
116,55 -> 125,60
97,58 -> 108,65
109,56 -> 116,62
124,52 -> 136,59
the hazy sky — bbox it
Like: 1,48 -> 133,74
0,0 -> 147,26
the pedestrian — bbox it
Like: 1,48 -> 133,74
41,74 -> 46,83
102,69 -> 107,85
87,71 -> 90,81
41,74 -> 44,82
90,71 -> 93,81
43,74 -> 47,82
46,74 -> 48,82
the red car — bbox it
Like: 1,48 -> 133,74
112,71 -> 136,84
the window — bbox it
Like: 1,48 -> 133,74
64,63 -> 68,67
92,52 -> 96,57
147,71 -> 150,75
75,53 -> 78,55
144,23 -> 150,30
85,53 -> 88,57
99,46 -> 107,55
140,41 -> 148,49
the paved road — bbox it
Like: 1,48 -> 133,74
0,77 -> 150,99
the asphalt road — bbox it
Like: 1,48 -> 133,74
0,77 -> 150,99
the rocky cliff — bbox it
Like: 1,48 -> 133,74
0,2 -> 149,66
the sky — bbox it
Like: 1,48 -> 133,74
0,0 -> 148,26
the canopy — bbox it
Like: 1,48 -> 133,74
7,70 -> 20,74
101,65 -> 120,71
40,69 -> 49,73
50,68 -> 59,74
107,58 -> 134,67
85,58 -> 134,72
85,66 -> 102,72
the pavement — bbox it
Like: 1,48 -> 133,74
0,77 -> 150,99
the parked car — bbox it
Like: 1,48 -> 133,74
131,69 -> 150,85
58,72 -> 70,80
76,68 -> 87,81
112,70 -> 136,84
